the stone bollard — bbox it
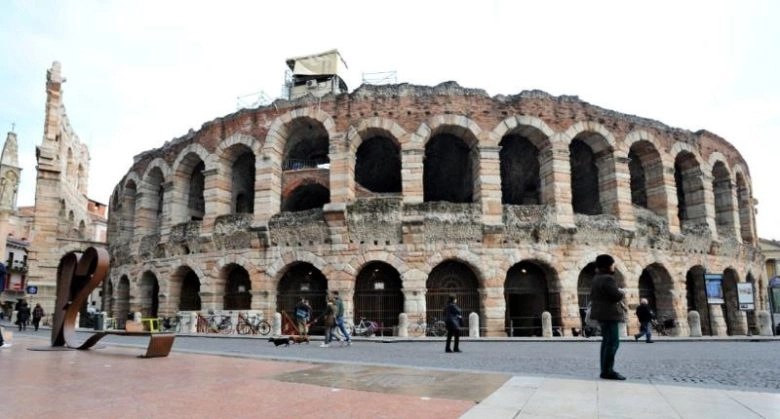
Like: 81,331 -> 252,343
757,310 -> 773,336
688,311 -> 702,337
541,311 -> 552,338
188,312 -> 198,333
618,322 -> 627,337
469,312 -> 479,337
133,312 -> 142,323
273,312 -> 282,336
398,313 -> 408,337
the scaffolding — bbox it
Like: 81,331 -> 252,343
362,71 -> 397,86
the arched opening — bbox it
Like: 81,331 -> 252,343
78,220 -> 86,239
712,161 -> 735,237
223,264 -> 252,310
173,267 -> 201,311
281,183 -> 330,212
355,136 -> 401,193
722,268 -> 745,335
276,263 -> 328,334
354,261 -> 404,335
122,181 -> 137,239
106,279 -> 114,317
638,264 -> 675,321
139,271 -> 159,317
232,152 -> 255,214
282,119 -> 330,170
736,173 -> 754,243
499,134 -> 540,205
570,138 -> 601,215
116,276 -> 131,328
424,134 -> 474,203
686,265 -> 711,335
188,161 -> 205,220
628,140 -> 665,216
426,260 -> 480,335
674,152 -> 706,230
504,260 -> 560,336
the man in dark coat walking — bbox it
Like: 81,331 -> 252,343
633,298 -> 655,343
590,254 -> 627,380
444,295 -> 463,353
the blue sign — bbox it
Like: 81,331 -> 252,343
704,274 -> 724,304
26,285 -> 38,295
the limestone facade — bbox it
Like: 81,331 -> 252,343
24,62 -> 108,318
107,82 -> 764,337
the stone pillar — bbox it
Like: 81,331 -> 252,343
202,167 -> 227,232
273,312 -> 282,336
160,181 -> 175,236
468,312 -> 480,337
700,173 -> 719,240
541,311 -> 552,338
397,313 -> 408,337
254,152 -> 280,227
328,134 -> 352,204
688,310 -> 702,337
618,321 -> 627,337
478,145 -> 502,226
323,203 -> 348,248
540,144 -> 575,228
708,304 -> 728,335
402,288 -> 426,320
401,149 -> 424,204
608,156 -> 636,231
757,310 -> 773,336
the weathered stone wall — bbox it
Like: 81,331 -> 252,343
106,81 -> 765,337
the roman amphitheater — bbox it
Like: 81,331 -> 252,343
106,71 -> 766,337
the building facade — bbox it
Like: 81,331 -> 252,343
107,78 -> 764,337
22,62 -> 108,319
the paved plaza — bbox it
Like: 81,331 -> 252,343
2,326 -> 779,418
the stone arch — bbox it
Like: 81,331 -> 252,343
685,265 -> 713,335
138,165 -> 167,235
637,263 -> 675,322
171,265 -> 202,311
710,159 -> 736,238
267,250 -> 329,289
276,261 -> 329,333
116,275 -> 131,327
734,167 -> 756,243
346,251 -> 409,279
504,259 -> 561,336
281,180 -> 330,212
139,271 -> 160,318
673,147 -> 708,231
220,263 -> 252,310
624,133 -> 667,217
173,149 -> 207,222
354,261 -> 404,334
426,259 -> 481,334
121,179 -> 137,241
417,118 -> 482,204
498,120 -> 552,205
567,129 -> 615,216
425,249 -> 487,287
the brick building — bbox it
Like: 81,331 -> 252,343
106,55 -> 764,337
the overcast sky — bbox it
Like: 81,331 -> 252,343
1,0 -> 778,238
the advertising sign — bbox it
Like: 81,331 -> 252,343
736,282 -> 754,310
704,273 -> 724,304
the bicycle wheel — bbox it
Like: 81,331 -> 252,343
258,320 -> 271,336
432,321 -> 447,337
236,321 -> 251,335
408,323 -> 424,337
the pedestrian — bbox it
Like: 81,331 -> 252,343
319,297 -> 336,347
589,254 -> 627,380
633,298 -> 655,343
0,325 -> 9,348
32,303 -> 45,332
17,300 -> 30,331
332,291 -> 352,346
294,297 -> 312,336
444,294 -> 463,353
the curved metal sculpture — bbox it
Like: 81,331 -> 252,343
51,247 -> 174,357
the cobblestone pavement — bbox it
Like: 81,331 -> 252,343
15,328 -> 780,393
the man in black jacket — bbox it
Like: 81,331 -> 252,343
633,298 -> 655,343
590,254 -> 627,380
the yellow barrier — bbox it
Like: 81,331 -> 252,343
141,318 -> 160,333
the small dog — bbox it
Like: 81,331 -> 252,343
268,336 -> 292,347
290,335 -> 310,344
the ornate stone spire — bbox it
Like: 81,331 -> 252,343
0,130 -> 21,212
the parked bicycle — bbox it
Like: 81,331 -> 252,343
236,312 -> 271,336
407,317 -> 446,337
197,312 -> 233,334
353,317 -> 380,337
